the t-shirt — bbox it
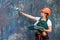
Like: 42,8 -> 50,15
34,17 -> 52,27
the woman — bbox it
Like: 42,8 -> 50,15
20,7 -> 52,40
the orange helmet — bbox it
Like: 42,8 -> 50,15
41,7 -> 51,16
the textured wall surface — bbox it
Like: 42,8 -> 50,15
0,0 -> 60,40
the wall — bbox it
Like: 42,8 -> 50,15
0,0 -> 60,40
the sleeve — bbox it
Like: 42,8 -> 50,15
47,19 -> 52,26
35,17 -> 40,21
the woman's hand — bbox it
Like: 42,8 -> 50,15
42,31 -> 47,36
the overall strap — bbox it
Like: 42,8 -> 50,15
46,18 -> 48,22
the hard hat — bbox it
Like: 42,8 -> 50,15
41,7 -> 51,16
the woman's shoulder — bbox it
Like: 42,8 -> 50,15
47,19 -> 52,22
36,17 -> 41,18
35,17 -> 41,21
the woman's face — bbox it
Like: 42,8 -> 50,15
40,11 -> 46,17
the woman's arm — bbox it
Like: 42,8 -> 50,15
45,19 -> 52,33
21,12 -> 37,21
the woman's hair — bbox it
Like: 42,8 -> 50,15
45,13 -> 48,19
